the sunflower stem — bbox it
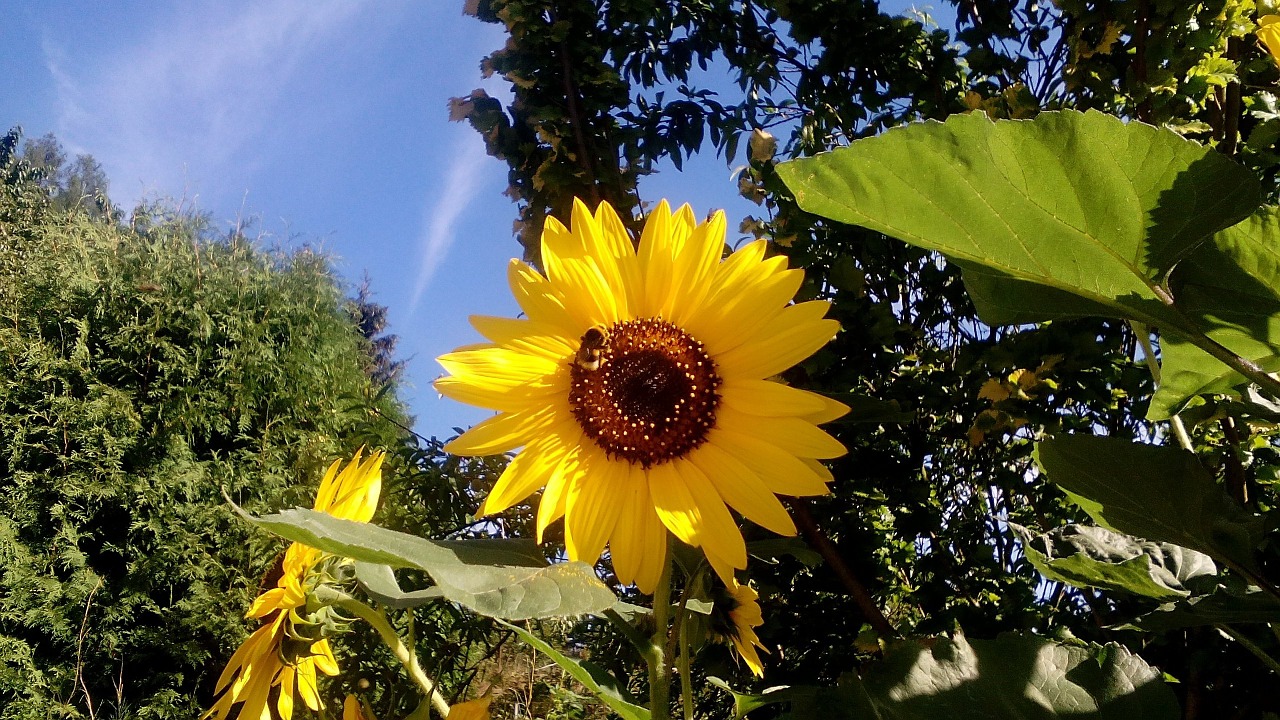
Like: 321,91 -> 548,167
333,597 -> 451,718
678,608 -> 694,720
649,547 -> 675,720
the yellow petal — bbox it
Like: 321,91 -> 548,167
469,314 -> 575,361
536,447 -> 578,542
716,406 -> 847,459
507,260 -> 579,336
444,406 -> 559,456
343,695 -> 366,720
312,638 -> 340,675
648,460 -> 746,585
296,661 -> 321,711
564,451 -> 625,564
481,431 -> 573,515
716,302 -> 839,380
707,428 -> 831,497
687,442 -> 796,537
605,464 -> 650,586
666,210 -> 726,324
276,665 -> 295,720
671,459 -> 747,584
634,499 -> 669,594
438,346 -> 561,385
684,262 -> 802,356
718,378 -> 829,417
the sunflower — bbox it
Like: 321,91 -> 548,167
205,449 -> 385,720
436,199 -> 846,592
708,579 -> 768,677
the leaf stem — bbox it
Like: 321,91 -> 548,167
1131,322 -> 1193,451
1218,623 -> 1280,675
333,597 -> 452,718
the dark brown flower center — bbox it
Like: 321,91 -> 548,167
568,318 -> 721,467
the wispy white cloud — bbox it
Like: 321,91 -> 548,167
409,134 -> 488,312
42,0 -> 369,206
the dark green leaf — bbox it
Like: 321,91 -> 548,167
1152,207 -> 1280,418
1034,435 -> 1263,573
1123,586 -> 1280,630
354,562 -> 443,609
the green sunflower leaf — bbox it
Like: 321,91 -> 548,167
238,505 -> 618,620
1122,586 -> 1280,631
715,633 -> 1178,719
775,109 -> 1270,415
1151,207 -> 1280,418
353,561 -> 443,609
1033,435 -> 1264,573
501,619 -> 651,720
1009,522 -> 1216,602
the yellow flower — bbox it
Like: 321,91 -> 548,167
435,199 -> 846,592
1260,15 -> 1280,67
449,697 -> 494,720
205,449 -> 386,720
709,579 -> 767,676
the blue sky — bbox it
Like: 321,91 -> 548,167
2,1 -> 946,439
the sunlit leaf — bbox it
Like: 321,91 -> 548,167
716,633 -> 1178,719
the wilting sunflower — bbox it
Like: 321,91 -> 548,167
205,449 -> 385,720
708,579 -> 768,677
436,199 -> 846,592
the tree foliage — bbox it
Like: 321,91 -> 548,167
0,131 -> 487,719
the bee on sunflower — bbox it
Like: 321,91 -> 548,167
435,198 -> 847,592
205,449 -> 384,720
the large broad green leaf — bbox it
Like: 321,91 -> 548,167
1034,436 -> 1263,573
243,507 -> 618,620
776,109 -> 1273,416
1124,586 -> 1280,630
719,633 -> 1178,720
776,109 -> 1260,331
1150,207 -> 1280,418
1010,523 -> 1216,602
501,620 -> 650,720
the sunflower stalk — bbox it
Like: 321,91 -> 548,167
648,549 -> 675,720
329,594 -> 451,719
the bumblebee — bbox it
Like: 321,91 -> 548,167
575,326 -> 609,371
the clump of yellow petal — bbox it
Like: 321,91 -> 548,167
344,694 -> 370,720
449,696 -> 494,720
436,198 -> 847,593
204,449 -> 385,720
714,580 -> 768,677
1260,16 -> 1280,68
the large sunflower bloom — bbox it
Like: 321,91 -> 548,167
205,450 -> 385,720
436,199 -> 846,592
